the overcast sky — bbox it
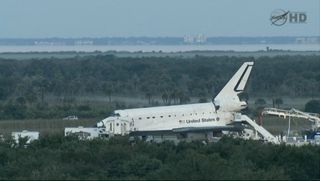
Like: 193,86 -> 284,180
0,0 -> 319,38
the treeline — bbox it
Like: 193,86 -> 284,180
0,136 -> 318,180
0,54 -> 320,119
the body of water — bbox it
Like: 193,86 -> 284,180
0,44 -> 319,53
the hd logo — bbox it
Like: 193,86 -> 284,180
270,9 -> 307,26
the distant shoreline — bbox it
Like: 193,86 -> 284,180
0,46 -> 319,60
0,44 -> 319,54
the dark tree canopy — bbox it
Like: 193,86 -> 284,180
255,98 -> 266,106
305,100 -> 320,113
0,55 -> 320,119
0,136 -> 319,180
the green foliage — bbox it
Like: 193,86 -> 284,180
275,98 -> 284,108
1,55 -> 320,100
255,98 -> 266,106
0,136 -> 319,180
0,55 -> 320,120
305,100 -> 320,113
198,97 -> 207,103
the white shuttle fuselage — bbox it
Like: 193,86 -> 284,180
98,62 -> 254,136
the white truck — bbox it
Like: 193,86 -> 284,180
12,130 -> 39,144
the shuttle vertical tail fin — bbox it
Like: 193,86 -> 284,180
214,62 -> 254,111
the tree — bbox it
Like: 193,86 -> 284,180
198,97 -> 207,103
16,97 -> 26,106
177,92 -> 190,104
275,98 -> 283,108
104,83 -> 113,102
145,92 -> 152,105
169,89 -> 179,104
305,100 -> 320,113
238,92 -> 249,102
32,78 -> 50,105
255,98 -> 266,106
25,89 -> 38,105
161,92 -> 169,105
132,74 -> 140,92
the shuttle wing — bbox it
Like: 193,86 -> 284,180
130,124 -> 244,136
172,125 -> 243,133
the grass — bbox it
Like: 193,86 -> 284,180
0,95 -> 315,138
261,116 -> 313,136
0,116 -> 313,138
0,118 -> 98,137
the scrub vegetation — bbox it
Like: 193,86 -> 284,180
0,54 -> 320,120
0,136 -> 319,180
0,54 -> 319,180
